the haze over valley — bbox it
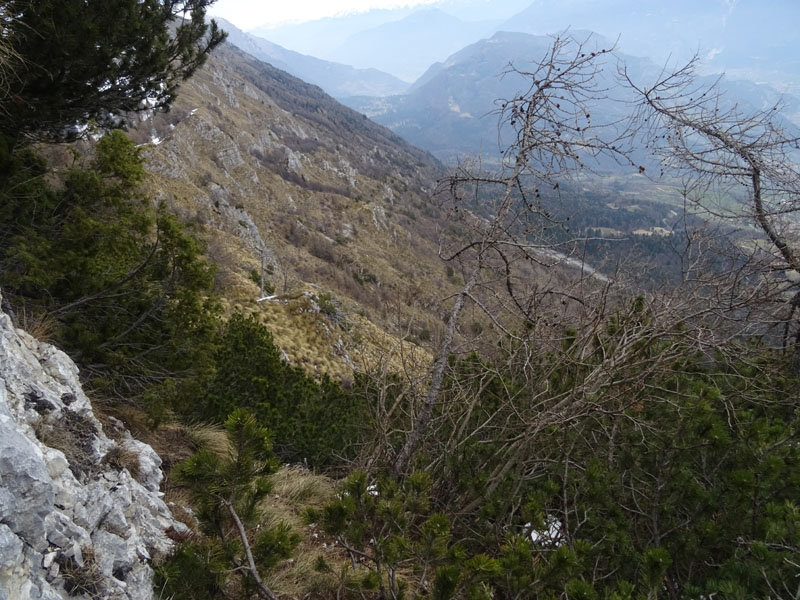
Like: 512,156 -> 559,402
210,0 -> 800,288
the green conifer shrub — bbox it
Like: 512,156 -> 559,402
197,313 -> 368,468
312,470 -> 462,600
354,315 -> 799,598
157,409 -> 299,599
0,131 -> 219,399
0,0 -> 225,144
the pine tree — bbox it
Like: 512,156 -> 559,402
0,0 -> 225,144
0,130 -> 219,398
198,314 -> 368,467
165,409 -> 298,600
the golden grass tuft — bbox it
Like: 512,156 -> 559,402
163,485 -> 199,531
268,540 -> 344,599
184,422 -> 231,457
16,305 -> 59,344
270,465 -> 335,506
59,547 -> 103,599
102,444 -> 142,480
257,465 -> 347,598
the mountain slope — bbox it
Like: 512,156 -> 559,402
133,41 -> 454,377
217,18 -> 408,98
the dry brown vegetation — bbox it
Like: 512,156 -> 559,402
137,412 -> 353,598
135,43 -> 461,380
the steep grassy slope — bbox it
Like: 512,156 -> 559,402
135,42 -> 456,378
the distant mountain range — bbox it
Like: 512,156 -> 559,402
242,0 -> 800,97
499,0 -> 800,92
321,8 -> 500,83
344,31 -> 558,162
217,19 -> 408,98
217,1 -> 800,165
340,30 -> 800,164
248,0 -> 530,60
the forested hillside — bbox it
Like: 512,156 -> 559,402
0,2 -> 798,600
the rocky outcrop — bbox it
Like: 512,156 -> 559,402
0,292 -> 184,600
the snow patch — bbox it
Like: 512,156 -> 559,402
523,516 -> 563,546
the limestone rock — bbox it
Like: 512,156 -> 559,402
0,292 -> 182,600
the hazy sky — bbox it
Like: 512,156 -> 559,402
208,0 -> 439,29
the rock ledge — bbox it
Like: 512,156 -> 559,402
0,293 -> 184,600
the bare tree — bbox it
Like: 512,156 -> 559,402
622,57 -> 800,351
392,34 -> 635,477
338,40 -> 800,599
391,38 -> 800,481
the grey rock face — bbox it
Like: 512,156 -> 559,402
0,292 -> 185,600
0,409 -> 55,547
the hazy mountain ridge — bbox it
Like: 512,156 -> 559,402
246,1 -> 529,62
501,0 -> 800,94
241,0 -> 799,96
249,8 -> 418,58
343,29 -> 800,165
324,8 -> 500,82
217,18 -> 408,98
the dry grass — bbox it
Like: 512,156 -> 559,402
163,485 -> 199,531
15,305 -> 59,344
251,289 -> 434,384
183,422 -> 231,456
102,444 -> 142,480
92,400 -> 153,440
350,313 -> 432,379
92,403 -> 197,472
258,466 -> 349,599
268,541 -> 345,599
270,465 -> 335,506
59,547 -> 103,599
143,423 -> 199,472
34,409 -> 99,480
